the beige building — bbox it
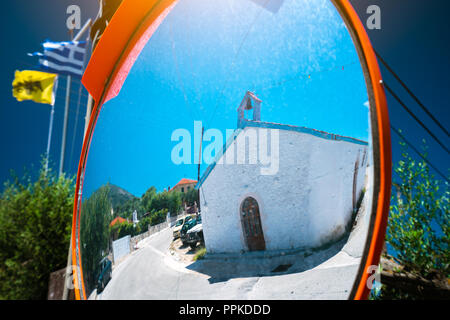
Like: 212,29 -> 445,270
170,178 -> 197,193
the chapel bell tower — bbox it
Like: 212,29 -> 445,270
237,91 -> 262,128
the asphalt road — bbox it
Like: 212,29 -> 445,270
96,226 -> 362,300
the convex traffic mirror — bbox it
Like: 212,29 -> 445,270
72,0 -> 391,300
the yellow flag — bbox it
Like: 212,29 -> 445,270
12,70 -> 57,105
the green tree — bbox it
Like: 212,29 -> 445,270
149,208 -> 168,226
141,186 -> 157,212
168,191 -> 182,214
0,162 -> 74,299
136,217 -> 151,234
115,197 -> 143,220
116,221 -> 135,239
109,221 -> 123,241
377,142 -> 449,299
149,191 -> 181,215
79,184 -> 112,294
182,188 -> 199,207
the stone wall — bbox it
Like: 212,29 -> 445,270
129,213 -> 182,249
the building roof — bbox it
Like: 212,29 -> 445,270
244,120 -> 368,145
110,216 -> 128,227
196,120 -> 368,189
174,178 -> 198,188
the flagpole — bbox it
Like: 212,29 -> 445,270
45,105 -> 55,172
45,77 -> 58,172
59,74 -> 71,177
58,19 -> 92,177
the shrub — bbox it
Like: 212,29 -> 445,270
0,162 -> 74,299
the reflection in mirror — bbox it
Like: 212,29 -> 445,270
79,0 -> 375,300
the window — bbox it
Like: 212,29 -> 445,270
175,219 -> 183,227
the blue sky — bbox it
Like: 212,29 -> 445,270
0,0 -> 98,185
82,0 -> 370,197
0,0 -> 448,198
349,0 -> 450,185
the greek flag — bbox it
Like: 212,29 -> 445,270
33,41 -> 87,78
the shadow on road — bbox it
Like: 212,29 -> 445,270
185,232 -> 351,284
185,188 -> 370,284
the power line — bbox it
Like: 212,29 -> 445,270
375,51 -> 449,137
391,124 -> 449,183
383,82 -> 449,155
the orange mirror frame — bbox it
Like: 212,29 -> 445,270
72,0 -> 391,300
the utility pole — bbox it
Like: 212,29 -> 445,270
197,126 -> 204,182
197,126 -> 204,214
59,19 -> 91,177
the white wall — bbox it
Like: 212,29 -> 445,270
112,235 -> 131,263
200,127 -> 368,254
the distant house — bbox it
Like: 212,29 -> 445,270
197,92 -> 369,254
171,178 -> 198,194
110,216 -> 128,227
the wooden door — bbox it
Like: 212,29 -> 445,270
240,197 -> 265,251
